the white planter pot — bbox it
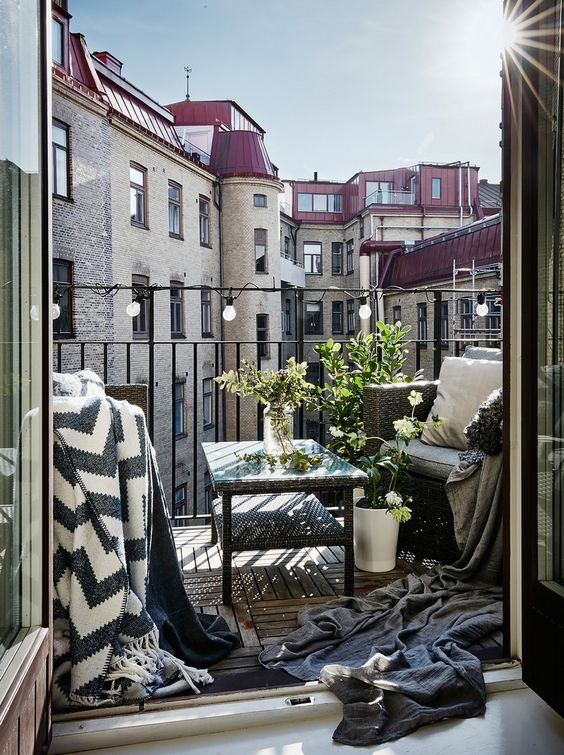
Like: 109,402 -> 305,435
353,504 -> 400,572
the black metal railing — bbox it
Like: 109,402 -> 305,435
54,288 -> 502,525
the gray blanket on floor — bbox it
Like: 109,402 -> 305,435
259,453 -> 503,746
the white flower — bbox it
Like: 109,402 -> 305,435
393,418 -> 417,436
385,491 -> 403,506
408,390 -> 423,407
329,426 -> 344,438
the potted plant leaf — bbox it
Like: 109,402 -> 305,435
353,390 -> 443,571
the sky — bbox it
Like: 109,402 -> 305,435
69,0 -> 505,182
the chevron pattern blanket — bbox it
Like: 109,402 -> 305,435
52,376 -> 213,709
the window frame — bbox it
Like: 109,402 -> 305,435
52,16 -> 65,67
201,290 -> 213,338
304,301 -> 323,335
130,162 -> 147,228
417,302 -> 428,349
253,193 -> 267,207
168,181 -> 183,239
199,195 -> 211,247
331,242 -> 343,275
174,484 -> 187,518
284,298 -> 292,335
254,228 -> 268,273
332,301 -> 344,335
256,313 -> 270,358
346,239 -> 354,274
170,282 -> 184,338
53,258 -> 73,339
202,377 -> 214,429
346,299 -> 355,334
174,381 -> 187,438
440,300 -> 449,348
304,242 -> 322,274
431,177 -> 441,200
132,274 -> 150,340
392,305 -> 401,324
52,119 -> 70,199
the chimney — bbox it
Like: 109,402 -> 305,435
313,171 -> 318,182
93,51 -> 123,76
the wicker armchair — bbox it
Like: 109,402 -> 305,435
106,384 -> 149,419
363,380 -> 461,566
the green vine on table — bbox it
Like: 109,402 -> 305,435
235,449 -> 322,471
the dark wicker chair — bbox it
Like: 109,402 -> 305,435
106,384 -> 149,420
363,380 -> 461,566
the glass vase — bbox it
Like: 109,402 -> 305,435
263,403 -> 294,457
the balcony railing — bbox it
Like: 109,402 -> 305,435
54,288 -> 501,527
365,189 -> 415,206
279,251 -> 304,267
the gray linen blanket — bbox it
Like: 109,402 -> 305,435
259,453 -> 503,746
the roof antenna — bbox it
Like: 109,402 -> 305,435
184,66 -> 192,101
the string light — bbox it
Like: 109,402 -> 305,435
358,295 -> 372,320
52,285 -> 62,320
475,292 -> 489,317
222,295 -> 236,321
126,287 -> 149,317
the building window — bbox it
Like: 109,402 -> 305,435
486,296 -> 502,334
203,377 -> 214,428
52,17 -> 64,65
347,299 -> 355,334
392,305 -> 401,324
331,242 -> 343,275
297,193 -> 342,212
283,298 -> 292,335
174,381 -> 186,437
256,314 -> 269,358
431,177 -> 441,199
304,242 -> 322,274
168,181 -> 182,237
460,298 -> 474,334
332,301 -> 344,334
366,181 -> 392,205
284,236 -> 290,256
53,259 -> 73,338
359,217 -> 365,239
417,302 -> 428,348
255,228 -> 267,273
253,193 -> 267,207
132,274 -> 149,339
306,362 -> 321,386
204,471 -> 212,515
174,484 -> 187,518
201,290 -> 213,337
306,420 -> 321,443
199,195 -> 210,246
130,163 -> 147,226
170,283 -> 184,337
305,302 -> 323,335
346,239 -> 354,274
440,300 -> 449,348
52,120 -> 69,198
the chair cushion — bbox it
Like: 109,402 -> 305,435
381,438 -> 460,481
463,346 -> 502,361
420,357 -> 502,450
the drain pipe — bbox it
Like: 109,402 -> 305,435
458,161 -> 463,226
467,162 -> 472,215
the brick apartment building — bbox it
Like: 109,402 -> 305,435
50,0 -> 500,514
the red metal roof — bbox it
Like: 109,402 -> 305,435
382,215 -> 501,287
210,130 -> 276,179
167,100 -> 265,134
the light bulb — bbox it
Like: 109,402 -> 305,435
52,303 -> 61,320
222,298 -> 236,321
475,294 -> 489,317
29,305 -> 40,321
358,297 -> 372,320
126,300 -> 141,317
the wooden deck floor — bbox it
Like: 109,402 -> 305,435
173,525 -> 503,690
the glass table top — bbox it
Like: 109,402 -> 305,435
202,439 -> 367,488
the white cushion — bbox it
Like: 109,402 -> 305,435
420,357 -> 502,450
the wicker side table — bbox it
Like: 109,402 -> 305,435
202,440 -> 367,604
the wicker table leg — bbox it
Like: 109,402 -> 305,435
343,487 -> 354,595
221,492 -> 233,604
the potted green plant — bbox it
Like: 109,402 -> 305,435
312,322 -> 422,464
353,390 -> 443,571
215,357 -> 314,457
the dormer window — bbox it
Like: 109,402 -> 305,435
52,18 -> 64,65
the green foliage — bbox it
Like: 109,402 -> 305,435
311,323 -> 421,463
215,357 -> 314,411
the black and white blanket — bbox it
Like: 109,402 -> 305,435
52,372 -> 239,709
